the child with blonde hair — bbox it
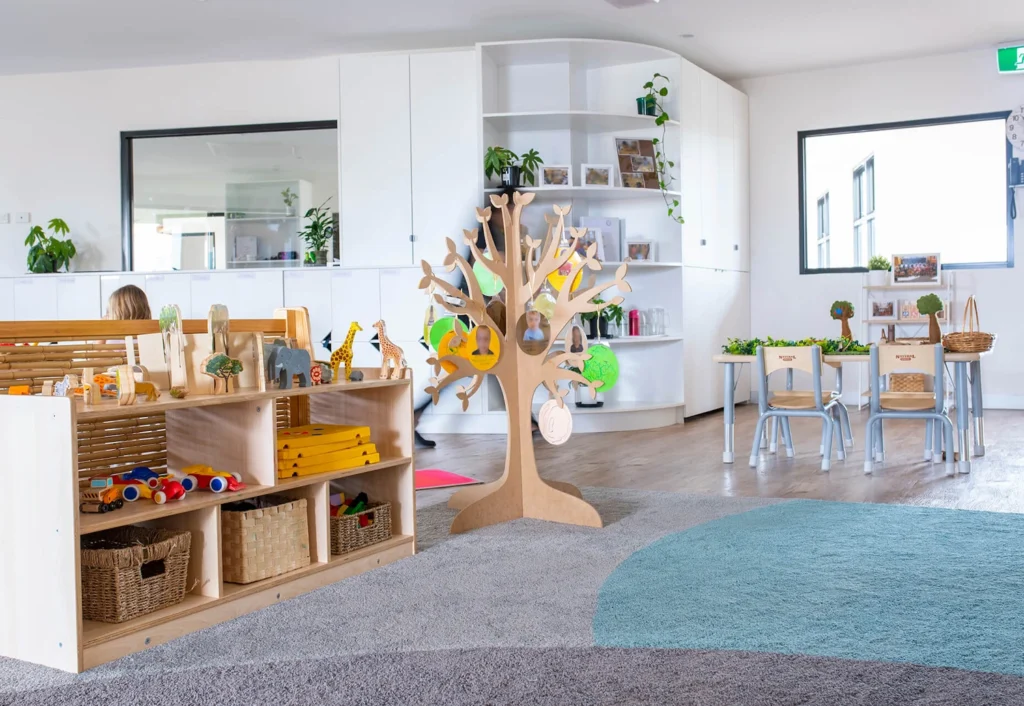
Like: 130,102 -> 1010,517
106,285 -> 151,320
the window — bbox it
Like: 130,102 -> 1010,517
798,112 -> 1013,273
121,121 -> 338,271
816,193 -> 830,268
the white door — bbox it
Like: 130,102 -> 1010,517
734,91 -> 751,273
378,268 -> 430,342
283,269 -> 334,360
55,275 -> 101,320
410,50 -> 480,267
679,60 -> 704,268
716,83 -> 737,270
330,269 -> 380,346
340,53 -> 413,267
696,71 -> 719,269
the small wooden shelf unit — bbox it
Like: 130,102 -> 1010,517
0,319 -> 415,673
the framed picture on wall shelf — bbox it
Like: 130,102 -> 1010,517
625,240 -> 655,262
540,165 -> 572,187
891,253 -> 941,285
621,172 -> 646,189
871,300 -> 895,318
615,137 -> 659,189
581,164 -> 613,187
898,299 -> 925,321
579,216 -> 623,261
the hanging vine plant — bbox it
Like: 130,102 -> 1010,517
642,73 -> 683,225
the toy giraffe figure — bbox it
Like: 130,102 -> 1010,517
331,321 -> 362,382
372,320 -> 408,380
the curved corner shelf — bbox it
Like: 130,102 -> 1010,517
485,186 -> 680,201
483,110 -> 679,133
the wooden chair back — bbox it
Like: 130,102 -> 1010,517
875,344 -> 938,376
762,346 -> 819,376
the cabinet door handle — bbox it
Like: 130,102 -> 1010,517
700,239 -> 707,246
733,244 -> 739,251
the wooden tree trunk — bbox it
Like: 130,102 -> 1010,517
841,316 -> 852,340
928,313 -> 942,344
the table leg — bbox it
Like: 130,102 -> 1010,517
970,360 -> 985,457
955,361 -> 971,474
723,362 -> 735,463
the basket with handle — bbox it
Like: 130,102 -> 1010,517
943,296 -> 994,353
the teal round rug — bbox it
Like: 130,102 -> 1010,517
594,500 -> 1024,676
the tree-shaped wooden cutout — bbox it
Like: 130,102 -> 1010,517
418,192 -> 631,534
831,300 -> 854,340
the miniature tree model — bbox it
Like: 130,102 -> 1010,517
830,300 -> 855,340
917,293 -> 944,344
203,354 -> 243,394
418,192 -> 631,534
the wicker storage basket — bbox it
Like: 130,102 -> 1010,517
222,496 -> 310,584
890,373 -> 926,393
331,502 -> 392,556
80,527 -> 191,624
944,296 -> 994,353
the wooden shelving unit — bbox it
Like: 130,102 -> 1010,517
0,361 -> 415,673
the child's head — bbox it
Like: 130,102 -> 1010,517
107,285 -> 151,320
526,310 -> 541,329
476,326 -> 492,351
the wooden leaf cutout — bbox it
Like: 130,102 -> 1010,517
514,191 -> 535,206
586,242 -> 597,258
476,206 -> 493,222
418,276 -> 431,290
421,259 -> 432,276
554,204 -> 571,217
490,194 -> 509,208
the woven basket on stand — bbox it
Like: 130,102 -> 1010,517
80,527 -> 191,624
943,296 -> 994,353
222,496 -> 310,584
330,502 -> 392,556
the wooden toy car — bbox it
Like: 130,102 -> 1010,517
180,465 -> 245,493
116,479 -> 154,502
153,479 -> 187,505
79,486 -> 124,513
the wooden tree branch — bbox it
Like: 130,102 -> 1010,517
424,353 -> 484,405
418,244 -> 501,336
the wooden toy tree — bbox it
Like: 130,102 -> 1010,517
917,293 -> 944,344
418,192 -> 631,534
831,300 -> 854,340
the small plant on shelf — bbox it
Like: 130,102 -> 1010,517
484,146 -> 545,187
298,198 -> 334,266
917,293 -> 944,344
281,187 -> 297,214
25,218 -> 76,273
580,298 -> 624,338
867,255 -> 891,285
641,73 -> 683,225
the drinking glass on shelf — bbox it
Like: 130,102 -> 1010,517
651,307 -> 666,335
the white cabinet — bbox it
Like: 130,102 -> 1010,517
734,91 -> 750,273
340,53 -> 414,268
680,60 -> 705,269
695,70 -> 719,270
283,269 -> 334,359
378,268 -> 429,342
190,271 -> 283,319
55,276 -> 101,320
13,277 -> 57,321
330,269 -> 380,343
410,50 -> 480,266
716,83 -> 737,269
144,274 -> 192,318
0,278 -> 13,321
682,267 -> 750,417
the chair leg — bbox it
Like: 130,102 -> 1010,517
780,417 -> 795,458
821,412 -> 834,472
864,416 -> 875,474
924,419 -> 934,462
832,408 -> 846,462
933,419 -> 943,464
941,416 -> 956,476
750,414 -> 768,468
820,420 -> 828,456
769,417 -> 779,454
837,402 -> 854,448
875,421 -> 885,463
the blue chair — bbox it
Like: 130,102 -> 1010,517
864,343 -> 955,476
750,345 -> 846,472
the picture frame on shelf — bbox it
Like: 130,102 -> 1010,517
540,165 -> 572,187
621,173 -> 646,189
871,300 -> 895,319
579,216 -> 623,261
898,299 -> 925,321
892,253 -> 941,285
625,240 -> 655,262
581,164 -> 613,187
615,136 -> 659,189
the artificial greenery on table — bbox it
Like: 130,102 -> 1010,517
483,146 -> 545,186
24,218 -> 76,273
868,255 -> 891,271
298,198 -> 334,263
721,337 -> 872,356
641,73 -> 683,225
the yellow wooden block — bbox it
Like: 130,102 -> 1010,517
277,444 -> 377,471
276,424 -> 370,450
277,438 -> 366,461
277,453 -> 380,479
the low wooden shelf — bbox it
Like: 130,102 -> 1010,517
0,320 -> 416,674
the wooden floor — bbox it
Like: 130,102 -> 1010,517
417,404 -> 1024,514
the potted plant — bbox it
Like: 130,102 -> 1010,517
484,147 -> 544,188
298,198 -> 333,266
281,187 -> 298,217
24,218 -> 76,273
640,73 -> 683,225
917,293 -> 944,344
867,255 -> 891,286
580,298 -> 624,339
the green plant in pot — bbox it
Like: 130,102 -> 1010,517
580,298 -> 624,339
867,255 -> 891,286
298,198 -> 333,266
484,146 -> 544,188
25,218 -> 76,273
917,293 -> 944,344
281,187 -> 297,216
640,73 -> 683,225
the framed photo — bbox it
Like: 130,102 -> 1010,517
621,172 -> 646,189
581,163 -> 613,187
540,165 -> 571,187
566,227 -> 605,261
625,240 -> 655,262
898,299 -> 925,321
579,216 -> 622,261
630,155 -> 656,173
614,138 -> 641,156
892,253 -> 941,285
871,300 -> 895,319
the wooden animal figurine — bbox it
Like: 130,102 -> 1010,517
201,353 -> 243,394
54,374 -> 78,397
115,365 -> 136,406
159,304 -> 189,398
135,381 -> 161,401
40,380 -> 54,397
208,304 -> 230,355
331,322 -> 362,382
264,339 -> 311,389
372,320 -> 408,380
82,367 -> 102,406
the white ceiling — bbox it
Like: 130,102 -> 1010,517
2,0 -> 1022,80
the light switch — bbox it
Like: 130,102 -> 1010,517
0,213 -> 9,224
15,212 -> 30,224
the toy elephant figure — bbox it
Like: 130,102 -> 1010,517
264,339 -> 311,389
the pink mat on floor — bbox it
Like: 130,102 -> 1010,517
415,469 -> 482,491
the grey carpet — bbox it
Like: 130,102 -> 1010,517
2,488 -> 1021,705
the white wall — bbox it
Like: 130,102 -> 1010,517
739,49 -> 1024,407
0,57 -> 339,276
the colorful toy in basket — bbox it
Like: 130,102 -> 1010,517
179,464 -> 246,493
276,424 -> 378,479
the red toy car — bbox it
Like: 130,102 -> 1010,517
153,479 -> 187,505
180,465 -> 245,494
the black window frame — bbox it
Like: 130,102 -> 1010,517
816,192 -> 830,268
797,111 -> 1014,274
120,120 -> 338,271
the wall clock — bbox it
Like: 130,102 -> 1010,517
1007,105 -> 1024,150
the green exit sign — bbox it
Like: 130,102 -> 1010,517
998,45 -> 1024,73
